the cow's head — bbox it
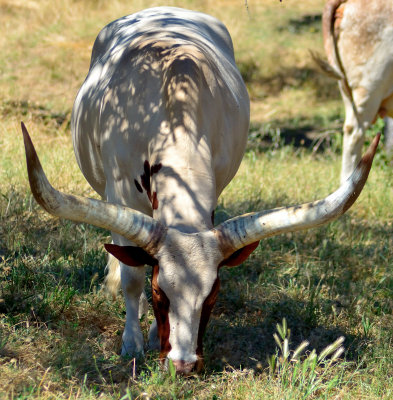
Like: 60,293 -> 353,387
104,230 -> 259,374
21,122 -> 379,374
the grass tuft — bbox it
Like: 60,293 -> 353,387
268,319 -> 349,399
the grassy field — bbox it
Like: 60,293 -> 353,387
1,0 -> 393,398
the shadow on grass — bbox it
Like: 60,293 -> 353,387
247,118 -> 343,154
204,296 -> 359,374
277,13 -> 321,35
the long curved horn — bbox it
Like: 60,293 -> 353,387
216,134 -> 380,257
21,122 -> 165,254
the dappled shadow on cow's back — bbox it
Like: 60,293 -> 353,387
74,36 -> 224,229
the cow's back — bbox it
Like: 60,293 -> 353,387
71,7 -> 249,222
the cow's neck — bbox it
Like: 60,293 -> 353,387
152,162 -> 216,233
152,128 -> 217,233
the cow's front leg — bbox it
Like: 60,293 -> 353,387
120,261 -> 146,356
148,319 -> 160,350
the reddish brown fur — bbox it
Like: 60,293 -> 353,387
196,277 -> 220,372
152,268 -> 221,372
151,265 -> 172,361
322,0 -> 352,98
333,4 -> 345,42
104,244 -> 157,266
152,192 -> 159,210
220,241 -> 259,267
322,0 -> 347,51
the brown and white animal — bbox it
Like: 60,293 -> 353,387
314,0 -> 393,183
22,7 -> 379,375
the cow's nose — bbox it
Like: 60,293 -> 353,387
171,359 -> 196,375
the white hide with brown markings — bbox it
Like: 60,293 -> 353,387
70,8 -> 249,371
316,0 -> 393,183
22,6 -> 379,375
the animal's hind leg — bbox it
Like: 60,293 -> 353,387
104,252 -> 121,298
340,84 -> 381,184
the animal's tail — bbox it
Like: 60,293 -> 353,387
310,49 -> 342,80
103,253 -> 121,298
102,252 -> 149,319
319,0 -> 346,81
312,0 -> 359,121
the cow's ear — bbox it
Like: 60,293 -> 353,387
104,243 -> 157,267
219,241 -> 259,267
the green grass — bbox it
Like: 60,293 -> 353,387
1,0 -> 393,398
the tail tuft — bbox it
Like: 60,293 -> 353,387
309,50 -> 343,80
103,253 -> 121,298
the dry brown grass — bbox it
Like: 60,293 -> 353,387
0,0 -> 332,121
1,0 -> 334,193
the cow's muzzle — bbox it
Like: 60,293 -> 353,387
165,356 -> 203,375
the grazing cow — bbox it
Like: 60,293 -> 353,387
22,7 -> 379,375
313,0 -> 393,183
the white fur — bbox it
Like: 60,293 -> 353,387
155,230 -> 222,362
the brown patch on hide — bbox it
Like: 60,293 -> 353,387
135,160 -> 162,210
104,243 -> 157,266
152,191 -> 159,210
323,0 -> 347,43
151,164 -> 163,174
134,179 -> 143,193
151,265 -> 171,361
322,0 -> 347,80
220,241 -> 260,267
333,2 -> 345,36
196,277 -> 220,372
141,160 -> 151,196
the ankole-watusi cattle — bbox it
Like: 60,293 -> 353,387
313,0 -> 393,184
22,7 -> 379,375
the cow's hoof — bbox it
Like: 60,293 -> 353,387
121,340 -> 145,358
